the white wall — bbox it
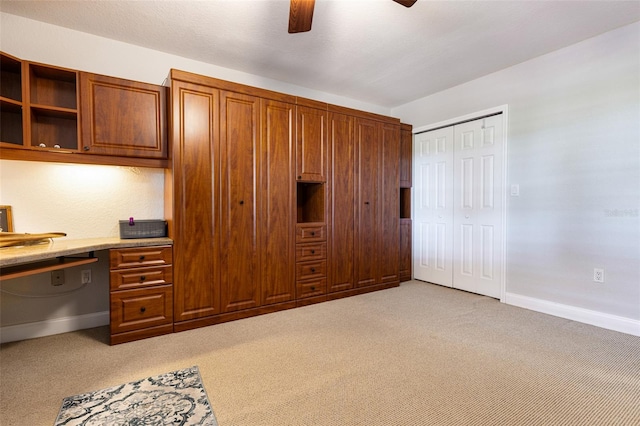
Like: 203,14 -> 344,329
393,22 -> 640,333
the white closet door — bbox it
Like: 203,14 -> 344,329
413,126 -> 454,287
452,115 -> 504,298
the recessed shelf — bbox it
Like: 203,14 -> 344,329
29,63 -> 77,110
297,182 -> 325,223
400,188 -> 411,219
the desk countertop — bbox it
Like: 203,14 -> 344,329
0,237 -> 173,267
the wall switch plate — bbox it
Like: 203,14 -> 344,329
51,270 -> 65,286
593,268 -> 604,283
81,269 -> 92,284
510,184 -> 520,196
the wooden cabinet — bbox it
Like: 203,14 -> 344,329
354,117 -> 380,288
296,224 -> 327,300
379,122 -> 400,285
80,73 -> 167,158
329,113 -> 355,293
400,123 -> 412,188
261,99 -> 296,306
219,91 -> 260,313
400,219 -> 412,282
109,245 -> 173,345
0,51 -> 168,167
400,123 -> 412,282
0,53 -> 24,146
296,103 -> 327,182
169,80 -> 220,323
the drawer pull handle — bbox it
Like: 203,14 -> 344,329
310,250 -> 315,254
139,255 -> 145,261
140,307 -> 146,313
310,268 -> 316,273
140,276 -> 146,282
310,286 -> 316,291
365,201 -> 370,205
310,231 -> 315,236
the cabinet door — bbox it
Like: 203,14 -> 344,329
171,80 -> 220,321
296,106 -> 327,182
400,219 -> 412,282
379,123 -> 400,284
220,91 -> 260,312
400,123 -> 412,188
80,72 -> 167,158
354,117 -> 379,288
260,99 -> 295,305
329,112 -> 355,292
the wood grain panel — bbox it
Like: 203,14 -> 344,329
220,91 -> 260,313
171,81 -> 220,321
329,112 -> 355,292
261,99 -> 295,305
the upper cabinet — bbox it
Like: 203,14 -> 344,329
400,123 -> 412,188
0,52 -> 24,147
0,52 -> 168,167
295,100 -> 328,182
80,73 -> 167,159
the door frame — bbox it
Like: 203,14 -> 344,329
412,104 -> 509,302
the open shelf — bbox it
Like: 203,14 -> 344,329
1,53 -> 24,146
30,107 -> 78,150
400,187 -> 411,219
297,182 -> 325,223
0,100 -> 23,145
29,64 -> 77,110
0,54 -> 22,102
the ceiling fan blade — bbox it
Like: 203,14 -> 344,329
288,0 -> 315,33
393,0 -> 417,7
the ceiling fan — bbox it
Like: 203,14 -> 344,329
288,0 -> 417,33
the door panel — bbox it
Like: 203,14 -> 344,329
220,91 -> 260,312
379,123 -> 400,284
452,115 -> 504,298
413,126 -> 454,287
171,81 -> 220,321
329,113 -> 355,292
261,99 -> 295,305
354,117 -> 379,287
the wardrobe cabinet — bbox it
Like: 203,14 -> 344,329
80,72 -> 168,158
328,113 -> 355,293
296,104 -> 327,182
399,123 -> 413,282
169,80 -> 221,323
379,122 -> 400,285
168,70 -> 297,331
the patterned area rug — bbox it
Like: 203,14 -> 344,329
55,366 -> 217,425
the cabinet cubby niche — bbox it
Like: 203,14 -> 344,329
0,53 -> 23,145
297,182 -> 325,223
28,63 -> 79,150
400,187 -> 411,219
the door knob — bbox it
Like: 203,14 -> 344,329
239,200 -> 244,205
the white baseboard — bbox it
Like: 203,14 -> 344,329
0,311 -> 109,344
504,293 -> 640,337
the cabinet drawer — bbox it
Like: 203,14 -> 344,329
296,260 -> 327,281
296,224 -> 326,242
110,265 -> 173,291
110,246 -> 172,269
297,278 -> 326,299
296,242 -> 327,262
110,285 -> 173,334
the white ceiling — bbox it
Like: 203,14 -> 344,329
1,0 -> 639,108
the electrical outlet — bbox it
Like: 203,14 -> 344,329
593,268 -> 604,283
51,270 -> 65,286
81,269 -> 92,284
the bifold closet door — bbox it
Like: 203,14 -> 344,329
413,114 -> 504,299
452,115 -> 504,298
413,126 -> 454,287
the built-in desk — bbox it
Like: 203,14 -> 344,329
0,237 -> 173,280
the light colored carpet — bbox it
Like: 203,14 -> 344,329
1,281 -> 639,425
